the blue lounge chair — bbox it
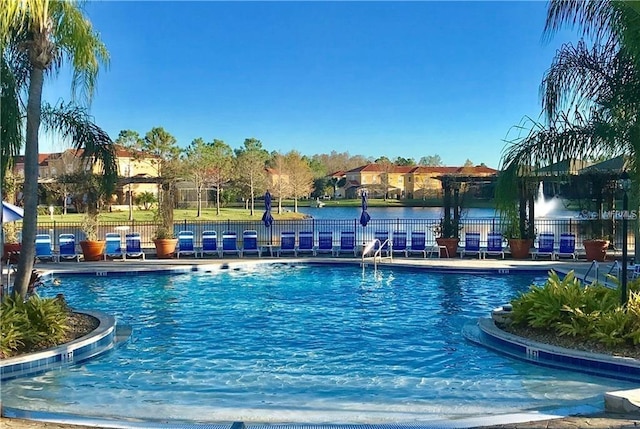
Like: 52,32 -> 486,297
177,231 -> 197,258
460,232 -> 482,259
407,231 -> 427,258
200,230 -> 219,258
555,232 -> 577,260
241,230 -> 261,258
125,232 -> 146,260
391,230 -> 408,257
336,231 -> 357,257
58,233 -> 80,262
315,231 -> 334,256
35,234 -> 56,262
277,231 -> 296,257
104,232 -> 125,260
221,231 -> 240,257
297,231 -> 315,256
532,233 -> 555,260
483,232 -> 505,259
374,230 -> 390,257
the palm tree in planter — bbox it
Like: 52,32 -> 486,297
2,1 -> 115,297
62,171 -> 116,261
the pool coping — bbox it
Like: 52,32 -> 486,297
0,309 -> 117,381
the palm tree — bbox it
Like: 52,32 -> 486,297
1,0 -> 114,297
496,1 -> 640,216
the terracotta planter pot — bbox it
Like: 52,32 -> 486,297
583,239 -> 609,262
435,237 -> 460,258
154,238 -> 178,259
3,243 -> 21,263
80,240 -> 105,261
508,238 -> 533,259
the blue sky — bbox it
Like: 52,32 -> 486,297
42,1 -> 578,168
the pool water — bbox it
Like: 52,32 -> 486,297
1,264 -> 635,423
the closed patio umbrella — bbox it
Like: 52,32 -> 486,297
261,191 -> 274,227
360,190 -> 371,227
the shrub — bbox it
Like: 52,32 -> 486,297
510,270 -> 640,349
0,293 -> 69,358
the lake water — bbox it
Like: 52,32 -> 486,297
299,206 -> 578,220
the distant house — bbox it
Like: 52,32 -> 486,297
340,163 -> 498,199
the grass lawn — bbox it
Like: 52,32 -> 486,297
40,207 -> 308,223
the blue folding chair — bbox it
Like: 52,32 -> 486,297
221,231 -> 240,257
483,232 -> 505,259
104,232 -> 125,260
460,232 -> 482,259
176,231 -> 197,258
241,230 -> 261,258
336,231 -> 357,257
35,234 -> 56,262
277,231 -> 296,257
407,231 -> 427,258
556,232 -> 577,260
58,234 -> 80,262
390,230 -> 408,257
126,232 -> 146,260
316,231 -> 334,256
297,231 -> 315,256
200,231 -> 219,258
532,233 -> 555,260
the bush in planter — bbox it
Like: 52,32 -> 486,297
433,218 -> 462,257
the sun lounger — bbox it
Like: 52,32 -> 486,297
277,231 -> 296,257
35,234 -> 56,262
483,232 -> 505,259
316,231 -> 334,256
176,231 -> 197,258
125,232 -> 146,260
201,231 -> 220,258
460,232 -> 482,259
407,231 -> 427,258
374,230 -> 390,257
241,230 -> 261,257
221,231 -> 241,257
104,232 -> 125,260
391,230 -> 408,257
336,231 -> 357,257
297,231 -> 315,256
532,233 -> 555,260
58,233 -> 80,262
555,233 -> 577,260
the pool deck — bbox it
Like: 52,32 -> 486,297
2,255 -> 640,429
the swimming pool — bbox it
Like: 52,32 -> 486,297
1,263 -> 636,423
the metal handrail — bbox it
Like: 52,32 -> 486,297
583,260 -> 599,283
361,238 -> 392,277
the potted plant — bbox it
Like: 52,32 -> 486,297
580,217 -> 610,262
153,182 -> 177,259
500,209 -> 536,259
3,222 -> 21,264
79,211 -> 105,261
62,171 -> 112,261
434,217 -> 461,258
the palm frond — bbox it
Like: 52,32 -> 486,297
544,0 -> 616,46
40,101 -> 118,196
0,55 -> 22,179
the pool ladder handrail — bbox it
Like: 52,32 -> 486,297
361,238 -> 393,276
583,260 -> 599,284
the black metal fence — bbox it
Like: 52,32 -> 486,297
28,218 -> 637,253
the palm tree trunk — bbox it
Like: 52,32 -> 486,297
13,66 -> 44,297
